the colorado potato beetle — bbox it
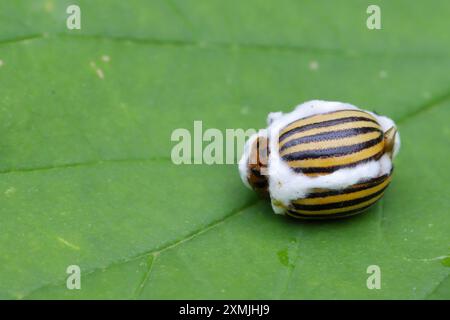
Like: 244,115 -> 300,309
239,100 -> 400,219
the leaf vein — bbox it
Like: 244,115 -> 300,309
20,199 -> 260,299
423,273 -> 449,299
2,32 -> 450,59
133,253 -> 158,299
0,33 -> 46,46
0,157 -> 172,175
397,87 -> 450,124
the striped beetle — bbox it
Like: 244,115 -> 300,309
240,101 -> 399,219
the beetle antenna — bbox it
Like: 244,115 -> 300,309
384,126 -> 397,158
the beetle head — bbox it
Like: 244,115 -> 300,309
246,134 -> 270,196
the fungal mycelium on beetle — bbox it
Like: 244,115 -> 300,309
239,100 -> 400,219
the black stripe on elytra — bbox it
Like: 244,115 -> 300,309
305,174 -> 390,199
287,202 -> 376,218
281,136 -> 383,161
292,151 -> 384,174
280,127 -> 382,151
292,185 -> 388,211
279,115 -> 378,142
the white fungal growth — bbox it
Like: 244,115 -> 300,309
238,100 -> 401,215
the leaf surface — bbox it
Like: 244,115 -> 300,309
0,0 -> 449,299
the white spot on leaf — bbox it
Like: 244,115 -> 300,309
5,187 -> 16,197
309,60 -> 319,71
379,70 -> 388,78
90,61 -> 105,79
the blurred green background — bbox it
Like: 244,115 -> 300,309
0,0 -> 449,299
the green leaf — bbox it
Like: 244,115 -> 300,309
0,0 -> 449,299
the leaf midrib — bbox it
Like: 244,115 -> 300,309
2,32 -> 450,59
